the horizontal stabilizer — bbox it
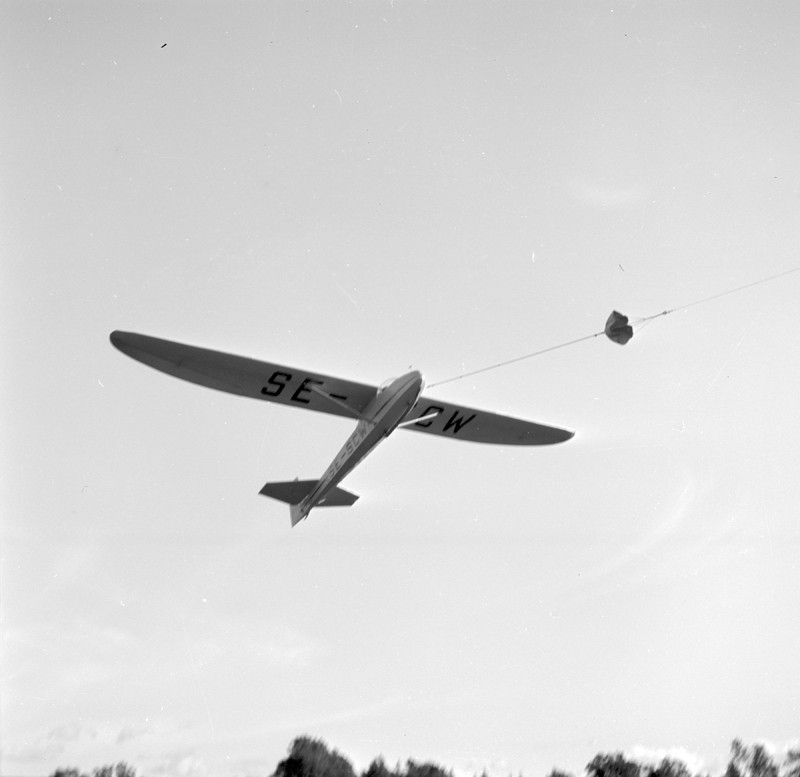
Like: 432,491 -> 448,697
259,480 -> 359,507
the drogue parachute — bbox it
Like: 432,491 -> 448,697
426,266 -> 800,387
605,310 -> 633,345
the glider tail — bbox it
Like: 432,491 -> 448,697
259,479 -> 359,526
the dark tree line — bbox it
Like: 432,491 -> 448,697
725,740 -> 800,777
271,736 -> 454,777
582,751 -> 692,777
47,737 -> 800,777
569,741 -> 800,777
50,764 -> 137,777
268,737 -> 800,777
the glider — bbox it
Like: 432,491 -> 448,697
110,331 -> 574,526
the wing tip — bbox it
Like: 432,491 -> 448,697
109,329 -> 139,357
525,426 -> 575,445
109,329 -> 124,349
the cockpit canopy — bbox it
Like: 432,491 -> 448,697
376,377 -> 397,396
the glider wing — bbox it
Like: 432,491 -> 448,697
109,331 -> 377,419
400,396 -> 574,446
110,331 -> 574,445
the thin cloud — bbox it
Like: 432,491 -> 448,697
573,476 -> 699,596
149,752 -> 209,777
3,722 -> 90,762
177,618 -> 326,674
116,722 -> 153,745
260,691 -> 412,734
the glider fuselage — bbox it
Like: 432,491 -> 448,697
290,370 -> 424,526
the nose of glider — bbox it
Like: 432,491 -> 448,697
406,369 -> 425,401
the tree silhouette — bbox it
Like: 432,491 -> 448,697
647,758 -> 692,777
50,764 -> 136,777
782,749 -> 800,777
750,745 -> 778,777
724,739 -> 780,777
363,758 -> 398,777
545,769 -> 574,777
587,752 -> 641,777
403,759 -> 453,777
271,735 -> 356,777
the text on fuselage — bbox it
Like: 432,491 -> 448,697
321,422 -> 370,484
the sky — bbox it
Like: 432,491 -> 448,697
2,2 -> 799,777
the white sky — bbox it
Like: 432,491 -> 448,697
2,2 -> 799,777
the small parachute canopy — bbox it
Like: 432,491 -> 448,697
605,310 -> 633,345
